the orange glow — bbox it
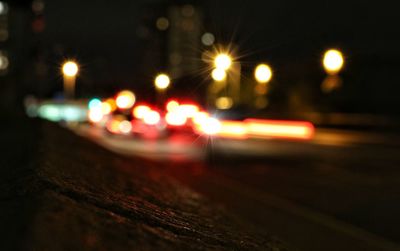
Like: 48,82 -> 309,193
245,119 -> 314,140
143,110 -> 161,125
105,99 -> 117,112
133,105 -> 151,119
165,112 -> 187,126
217,121 -> 248,139
193,117 -> 315,140
116,90 -> 136,109
106,119 -> 121,134
166,100 -> 179,112
88,108 -> 103,123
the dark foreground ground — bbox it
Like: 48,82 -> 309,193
0,118 -> 289,251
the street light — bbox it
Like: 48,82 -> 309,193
211,68 -> 227,82
62,61 -> 79,99
254,64 -> 273,84
209,52 -> 241,108
323,49 -> 344,75
155,73 -> 171,90
62,61 -> 78,77
214,53 -> 232,70
154,73 -> 170,107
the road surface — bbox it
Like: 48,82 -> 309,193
72,123 -> 400,251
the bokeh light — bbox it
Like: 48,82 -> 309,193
116,90 -> 136,109
254,64 -> 273,84
133,105 -> 151,119
0,2 -> 8,15
214,54 -> 232,70
106,119 -> 121,134
88,108 -> 104,123
323,49 -> 344,75
88,98 -> 102,110
165,112 -> 187,126
211,68 -> 227,82
118,120 -> 132,134
201,33 -> 215,46
143,110 -> 161,125
156,17 -> 169,31
215,97 -> 233,110
166,100 -> 179,112
0,53 -> 9,70
155,74 -> 171,90
178,104 -> 199,118
101,102 -> 113,115
62,61 -> 79,77
104,99 -> 117,112
193,111 -> 210,125
199,117 -> 221,135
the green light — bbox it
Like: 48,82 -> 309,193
88,98 -> 102,110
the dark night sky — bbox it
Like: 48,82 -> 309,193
42,0 -> 400,54
20,0 -> 400,114
40,0 -> 400,80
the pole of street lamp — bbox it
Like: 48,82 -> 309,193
211,52 -> 242,108
63,76 -> 75,99
62,61 -> 79,100
154,74 -> 170,107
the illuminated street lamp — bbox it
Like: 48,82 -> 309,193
62,61 -> 79,99
214,53 -> 232,70
321,49 -> 345,93
254,64 -> 273,84
211,68 -> 227,82
155,73 -> 171,91
209,52 -> 241,108
154,73 -> 171,107
323,49 -> 344,75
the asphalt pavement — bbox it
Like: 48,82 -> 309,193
72,123 -> 400,251
0,119 -> 288,251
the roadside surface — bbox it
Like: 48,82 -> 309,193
0,119 -> 288,251
73,122 -> 400,251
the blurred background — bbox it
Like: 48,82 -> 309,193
3,1 -> 400,250
1,0 -> 400,123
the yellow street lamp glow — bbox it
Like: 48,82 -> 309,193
62,61 -> 79,77
254,64 -> 273,84
323,49 -> 344,75
214,53 -> 232,70
155,74 -> 171,90
211,68 -> 227,81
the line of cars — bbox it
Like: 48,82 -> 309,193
87,90 -> 316,141
88,90 -> 217,138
